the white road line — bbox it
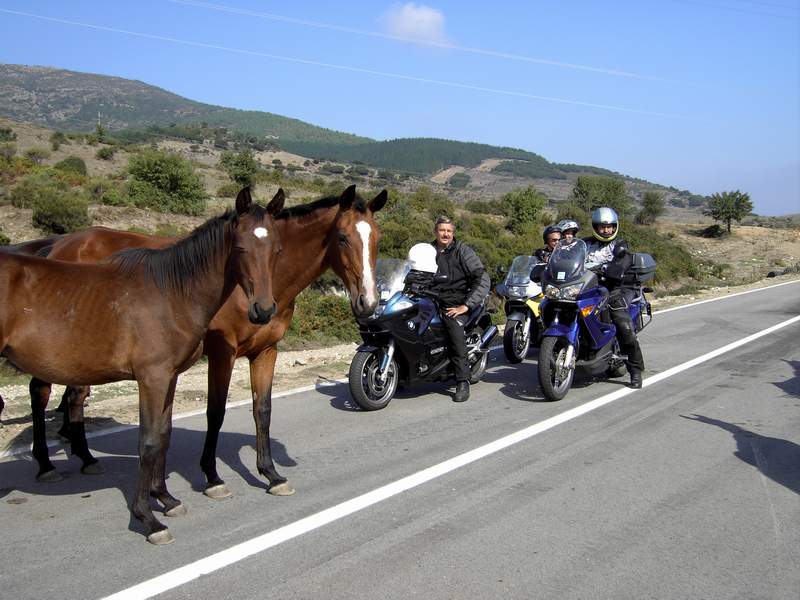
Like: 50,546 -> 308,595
1,278 -> 797,461
652,278 -> 799,315
101,313 -> 800,600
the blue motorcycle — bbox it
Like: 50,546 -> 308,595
536,239 -> 655,401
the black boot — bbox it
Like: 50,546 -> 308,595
629,368 -> 642,389
453,381 -> 470,402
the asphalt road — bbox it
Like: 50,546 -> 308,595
1,281 -> 798,600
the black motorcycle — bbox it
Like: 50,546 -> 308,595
349,259 -> 498,410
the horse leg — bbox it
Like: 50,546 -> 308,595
200,339 -> 236,499
250,347 -> 294,496
29,377 -> 60,482
62,386 -> 103,474
133,373 -> 178,545
147,375 -> 185,517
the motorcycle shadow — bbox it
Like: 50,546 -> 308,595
480,360 -> 598,403
316,379 -> 458,411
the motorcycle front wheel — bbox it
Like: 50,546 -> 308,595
502,319 -> 530,363
537,336 -> 575,401
348,349 -> 399,411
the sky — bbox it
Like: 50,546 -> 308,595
0,0 -> 798,215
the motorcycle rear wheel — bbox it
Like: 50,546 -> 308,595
348,350 -> 399,411
537,336 -> 575,401
502,320 -> 530,364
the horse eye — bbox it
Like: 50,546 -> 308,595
338,233 -> 350,247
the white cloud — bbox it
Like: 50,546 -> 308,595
381,3 -> 449,45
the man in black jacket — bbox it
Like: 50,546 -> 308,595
430,216 -> 490,402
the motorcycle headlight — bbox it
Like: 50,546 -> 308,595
544,283 -> 582,301
383,297 -> 414,315
509,285 -> 528,298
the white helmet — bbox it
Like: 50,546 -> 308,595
557,219 -> 580,235
591,207 -> 619,242
407,243 -> 438,273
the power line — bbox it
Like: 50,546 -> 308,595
167,0 -> 683,83
0,9 -> 685,119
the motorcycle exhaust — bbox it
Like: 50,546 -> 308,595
479,324 -> 499,350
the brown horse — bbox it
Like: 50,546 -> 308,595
0,188 -> 283,544
7,184 -> 386,499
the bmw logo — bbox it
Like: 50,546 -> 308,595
407,320 -> 415,330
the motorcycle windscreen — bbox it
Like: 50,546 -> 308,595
375,258 -> 411,301
545,238 -> 587,284
504,255 -> 541,286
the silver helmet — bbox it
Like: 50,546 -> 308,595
591,207 -> 619,242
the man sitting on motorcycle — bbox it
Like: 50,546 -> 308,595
534,225 -> 562,263
430,215 -> 490,402
584,207 -> 645,389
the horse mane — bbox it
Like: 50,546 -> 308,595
109,208 -> 249,293
276,192 -> 366,220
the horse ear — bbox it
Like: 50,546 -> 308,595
369,189 -> 388,213
339,184 -> 357,209
267,188 -> 285,215
235,187 -> 253,215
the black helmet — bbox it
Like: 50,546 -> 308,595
591,207 -> 619,242
542,225 -> 561,243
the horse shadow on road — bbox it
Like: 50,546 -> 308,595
0,424 -> 298,504
681,414 -> 799,496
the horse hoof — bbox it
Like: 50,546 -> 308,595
164,503 -> 187,517
146,529 -> 175,545
81,462 -> 105,475
204,484 -> 232,500
36,469 -> 63,483
268,482 -> 296,496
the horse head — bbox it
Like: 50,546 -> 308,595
327,184 -> 387,318
232,187 -> 284,325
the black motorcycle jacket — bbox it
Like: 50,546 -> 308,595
430,238 -> 490,310
534,247 -> 552,263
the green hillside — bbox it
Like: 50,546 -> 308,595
280,137 -> 562,176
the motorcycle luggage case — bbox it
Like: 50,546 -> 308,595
624,253 -> 656,283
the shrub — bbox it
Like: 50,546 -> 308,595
0,127 -> 16,142
219,149 -> 259,188
216,182 -> 240,198
699,224 -> 726,238
10,170 -> 68,208
0,231 -> 10,246
448,172 -> 470,188
0,142 -> 16,162
284,290 -> 359,345
24,147 -> 51,165
128,149 -> 207,215
95,146 -> 116,160
50,131 -> 68,151
54,155 -> 88,176
31,190 -> 91,234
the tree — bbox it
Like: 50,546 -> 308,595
95,123 -> 107,144
572,175 -> 631,218
704,190 -> 753,233
501,186 -> 547,235
219,149 -> 259,188
636,191 -> 665,225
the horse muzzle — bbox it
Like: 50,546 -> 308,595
249,301 -> 277,325
352,293 -> 378,318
